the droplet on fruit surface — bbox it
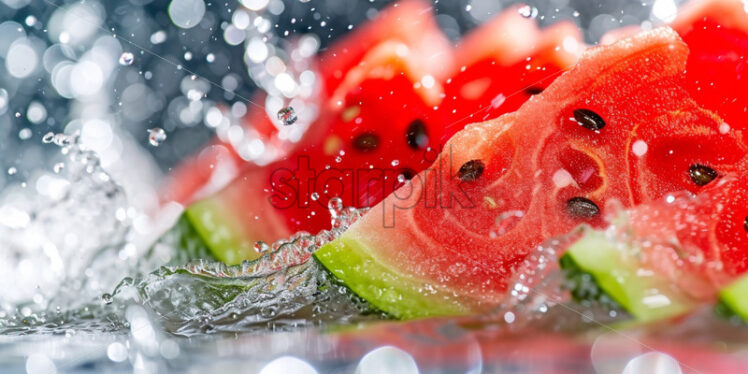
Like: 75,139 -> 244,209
254,241 -> 270,253
147,128 -> 167,147
277,106 -> 298,126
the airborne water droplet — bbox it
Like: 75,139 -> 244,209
7,167 -> 17,175
518,5 -> 538,18
42,132 -> 54,143
119,52 -> 134,66
310,192 -> 320,201
101,293 -> 113,305
277,106 -> 297,126
147,128 -> 167,146
53,163 -> 64,173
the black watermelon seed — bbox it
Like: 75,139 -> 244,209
457,160 -> 485,181
566,197 -> 600,218
573,109 -> 606,131
688,164 -> 718,186
400,168 -> 416,180
525,86 -> 544,95
743,216 -> 748,233
406,119 -> 429,150
352,133 -> 380,152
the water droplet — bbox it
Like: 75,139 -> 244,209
632,140 -> 648,157
14,112 -> 21,118
53,163 -> 64,173
328,197 -> 344,216
254,241 -> 270,253
147,128 -> 167,146
7,167 -> 17,175
42,132 -> 55,144
190,74 -> 197,80
206,53 -> 215,63
119,52 -> 134,66
101,293 -> 113,304
518,5 -> 538,18
277,106 -> 298,126
391,160 -> 399,167
310,192 -> 320,201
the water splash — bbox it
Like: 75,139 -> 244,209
0,132 -> 130,311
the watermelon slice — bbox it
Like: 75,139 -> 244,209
163,5 -> 586,264
562,172 -> 748,322
314,28 -> 748,319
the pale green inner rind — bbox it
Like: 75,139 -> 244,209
185,198 -> 260,265
719,274 -> 748,322
313,234 -> 472,319
565,230 -> 692,322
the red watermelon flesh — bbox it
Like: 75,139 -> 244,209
602,0 -> 748,132
318,0 -> 453,97
314,28 -> 748,319
440,6 -> 583,139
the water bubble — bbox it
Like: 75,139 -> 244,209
518,5 -> 538,18
310,192 -> 320,201
101,293 -> 113,305
42,132 -> 54,143
107,342 -> 128,362
504,311 -> 516,323
254,241 -> 270,253
277,106 -> 298,126
53,163 -> 64,173
328,197 -> 344,216
147,128 -> 167,146
119,52 -> 134,66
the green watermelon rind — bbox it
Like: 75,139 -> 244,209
717,274 -> 748,323
184,198 -> 257,265
560,230 -> 692,322
313,234 -> 472,319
